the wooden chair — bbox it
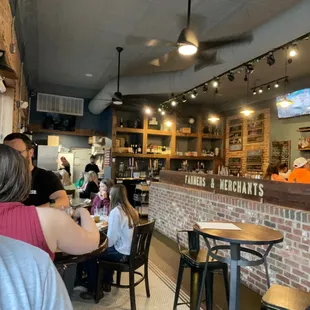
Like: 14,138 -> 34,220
173,230 -> 229,310
261,284 -> 310,310
95,220 -> 156,309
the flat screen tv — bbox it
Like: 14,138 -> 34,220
276,88 -> 310,119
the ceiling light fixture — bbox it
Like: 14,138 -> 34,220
246,63 -> 254,74
161,110 -> 166,116
227,72 -> 235,82
203,84 -> 208,93
277,98 -> 293,108
112,47 -> 124,105
85,73 -> 93,77
267,52 -> 275,66
182,94 -> 187,102
267,84 -> 271,91
289,44 -> 298,57
274,81 -> 279,88
258,87 -> 263,94
208,116 -> 220,123
191,89 -> 198,99
165,121 -> 172,127
253,89 -> 257,95
145,107 -> 152,115
212,80 -> 218,88
240,109 -> 254,116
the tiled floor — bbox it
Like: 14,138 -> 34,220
72,230 -> 262,310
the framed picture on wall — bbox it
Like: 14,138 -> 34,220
229,118 -> 243,151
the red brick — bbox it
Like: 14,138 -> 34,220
292,269 -> 308,280
270,217 -> 284,224
276,274 -> 290,285
293,229 -> 303,236
287,234 -> 301,243
303,224 -> 310,231
278,224 -> 292,233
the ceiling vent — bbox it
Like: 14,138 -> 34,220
37,93 -> 84,116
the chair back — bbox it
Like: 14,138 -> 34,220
129,220 -> 155,268
66,189 -> 75,198
176,230 -> 200,254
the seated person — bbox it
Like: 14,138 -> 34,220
278,162 -> 291,180
91,179 -> 114,215
58,168 -> 72,186
288,157 -> 310,183
75,172 -> 85,188
0,235 -> 72,310
60,156 -> 71,176
81,184 -> 139,299
80,171 -> 99,199
263,164 -> 287,182
0,144 -> 99,260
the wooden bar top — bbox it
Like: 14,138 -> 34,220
159,170 -> 310,211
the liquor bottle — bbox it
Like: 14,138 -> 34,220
137,145 -> 142,153
134,145 -> 138,153
215,127 -> 219,135
124,140 -> 129,147
120,118 -> 124,128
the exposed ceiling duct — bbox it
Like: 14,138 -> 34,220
88,0 -> 310,115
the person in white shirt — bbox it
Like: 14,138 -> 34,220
81,184 -> 139,299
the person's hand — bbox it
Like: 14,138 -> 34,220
72,207 -> 89,221
99,190 -> 108,200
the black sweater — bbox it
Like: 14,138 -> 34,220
79,181 -> 99,199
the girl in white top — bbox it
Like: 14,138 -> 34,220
81,184 -> 139,299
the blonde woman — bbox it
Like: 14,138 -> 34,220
79,171 -> 99,199
81,184 -> 139,299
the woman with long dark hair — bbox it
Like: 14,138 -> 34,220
264,164 -> 287,182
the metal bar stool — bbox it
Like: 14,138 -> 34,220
173,230 -> 229,310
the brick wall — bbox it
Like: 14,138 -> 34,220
149,182 -> 310,296
225,108 -> 270,175
0,0 -> 28,131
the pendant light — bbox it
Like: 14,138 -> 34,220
112,47 -> 124,105
240,74 -> 255,116
277,49 -> 293,108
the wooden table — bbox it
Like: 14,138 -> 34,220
70,198 -> 92,209
194,222 -> 284,310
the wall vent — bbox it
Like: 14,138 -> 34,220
37,93 -> 84,116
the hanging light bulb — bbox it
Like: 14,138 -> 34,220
161,110 -> 166,116
165,120 -> 172,127
240,109 -> 254,116
274,81 -> 279,88
182,94 -> 187,102
144,107 -> 152,115
277,98 -> 293,108
158,108 -> 162,112
208,116 -> 220,123
191,89 -> 198,99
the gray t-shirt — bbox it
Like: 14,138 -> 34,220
0,236 -> 73,310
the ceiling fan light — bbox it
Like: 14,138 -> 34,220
178,44 -> 198,56
112,91 -> 123,105
277,98 -> 293,108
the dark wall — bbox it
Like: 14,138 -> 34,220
29,96 -> 113,138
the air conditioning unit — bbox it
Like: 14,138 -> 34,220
37,93 -> 84,116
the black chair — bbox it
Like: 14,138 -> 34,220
54,231 -> 108,297
95,220 -> 156,309
261,284 -> 310,310
173,230 -> 229,310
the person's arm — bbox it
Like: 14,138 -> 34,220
107,209 -> 121,247
37,207 -> 99,255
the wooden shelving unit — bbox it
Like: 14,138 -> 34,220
111,109 -> 224,177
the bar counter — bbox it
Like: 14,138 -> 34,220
148,170 -> 310,296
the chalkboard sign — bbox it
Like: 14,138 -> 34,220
247,113 -> 264,143
228,158 -> 242,176
247,149 -> 263,172
229,118 -> 243,151
271,141 -> 291,166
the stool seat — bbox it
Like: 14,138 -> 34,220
181,249 -> 219,268
262,284 -> 310,310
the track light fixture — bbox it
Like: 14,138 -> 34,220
161,110 -> 165,116
253,89 -> 257,95
158,108 -> 162,112
267,52 -> 275,66
182,94 -> 187,102
246,63 -> 254,74
191,89 -> 198,99
258,88 -> 263,94
227,72 -> 235,82
244,74 -> 248,82
267,84 -> 271,91
203,84 -> 208,93
212,79 -> 219,88
289,44 -> 298,57
144,107 -> 152,115
274,81 -> 279,88
171,99 -> 177,107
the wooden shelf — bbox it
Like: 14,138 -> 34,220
202,134 -> 224,140
113,153 -> 168,159
147,129 -> 172,136
297,128 -> 310,132
176,132 -> 198,138
116,127 -> 143,134
27,125 -> 98,137
298,148 -> 310,151
171,155 -> 215,160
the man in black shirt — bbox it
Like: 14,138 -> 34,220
84,155 -> 100,174
4,133 -> 69,209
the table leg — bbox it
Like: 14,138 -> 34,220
190,268 -> 203,310
229,243 -> 241,310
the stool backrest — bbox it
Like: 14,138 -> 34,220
129,220 -> 155,268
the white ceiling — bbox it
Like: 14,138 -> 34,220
15,0 -> 303,99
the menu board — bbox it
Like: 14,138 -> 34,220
229,118 -> 243,151
271,141 -> 291,166
228,158 -> 242,176
246,149 -> 263,172
247,113 -> 264,143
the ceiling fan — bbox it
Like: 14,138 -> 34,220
127,0 -> 252,72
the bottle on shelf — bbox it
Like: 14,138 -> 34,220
137,145 -> 142,153
134,144 -> 138,154
215,127 -> 219,135
124,140 -> 129,147
120,118 -> 124,128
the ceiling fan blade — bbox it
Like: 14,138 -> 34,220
125,35 -> 176,47
199,32 -> 253,51
194,51 -> 220,72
